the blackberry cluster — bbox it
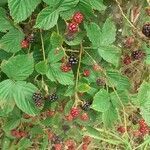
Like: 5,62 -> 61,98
32,92 -> 43,107
81,101 -> 92,111
48,93 -> 58,102
68,55 -> 78,65
131,50 -> 145,60
142,23 -> 150,38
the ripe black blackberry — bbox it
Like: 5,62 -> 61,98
96,78 -> 106,86
48,93 -> 58,102
26,33 -> 35,43
142,23 -> 150,38
81,101 -> 92,111
68,55 -> 78,65
32,92 -> 43,107
62,125 -> 70,132
128,114 -> 139,125
131,50 -> 145,60
51,135 -> 62,144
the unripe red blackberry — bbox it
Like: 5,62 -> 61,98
124,37 -> 134,48
117,126 -> 126,133
83,136 -> 91,144
139,126 -> 149,135
70,107 -> 80,118
65,139 -> 76,150
80,113 -> 89,121
123,55 -> 132,65
21,40 -> 29,48
83,69 -> 90,77
142,23 -> 150,38
82,144 -> 88,150
73,12 -> 84,24
133,130 -> 143,137
65,114 -> 73,121
60,63 -> 71,72
46,110 -> 55,117
53,143 -> 62,150
93,64 -> 102,71
68,22 -> 78,33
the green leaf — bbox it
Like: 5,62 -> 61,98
84,23 -> 101,48
1,54 -> 34,81
50,32 -> 63,48
77,83 -> 91,93
8,0 -> 41,23
143,44 -> 150,65
34,7 -> 59,30
138,81 -> 150,106
0,80 -> 38,116
43,0 -> 61,6
17,138 -> 32,150
3,118 -> 20,131
98,45 -> 121,67
85,18 -> 116,47
102,104 -> 118,128
78,0 -> 93,19
46,63 -> 74,85
13,81 -> 39,115
0,29 -> 24,53
2,137 -> 11,150
65,85 -> 74,96
65,32 -> 85,46
85,126 -> 101,140
35,61 -> 48,75
140,100 -> 150,126
31,125 -> 44,135
107,70 -> 131,90
89,0 -> 106,11
111,90 -> 129,108
0,7 -> 14,32
48,48 -> 64,64
58,0 -> 79,11
64,100 -> 74,115
92,89 -> 111,112
0,79 -> 14,107
100,18 -> 116,46
0,103 -> 15,116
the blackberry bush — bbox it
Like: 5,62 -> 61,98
0,0 -> 150,150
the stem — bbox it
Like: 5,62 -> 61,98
74,43 -> 83,106
84,49 -> 131,140
115,0 -> 137,30
40,29 -> 46,61
75,43 -> 83,89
